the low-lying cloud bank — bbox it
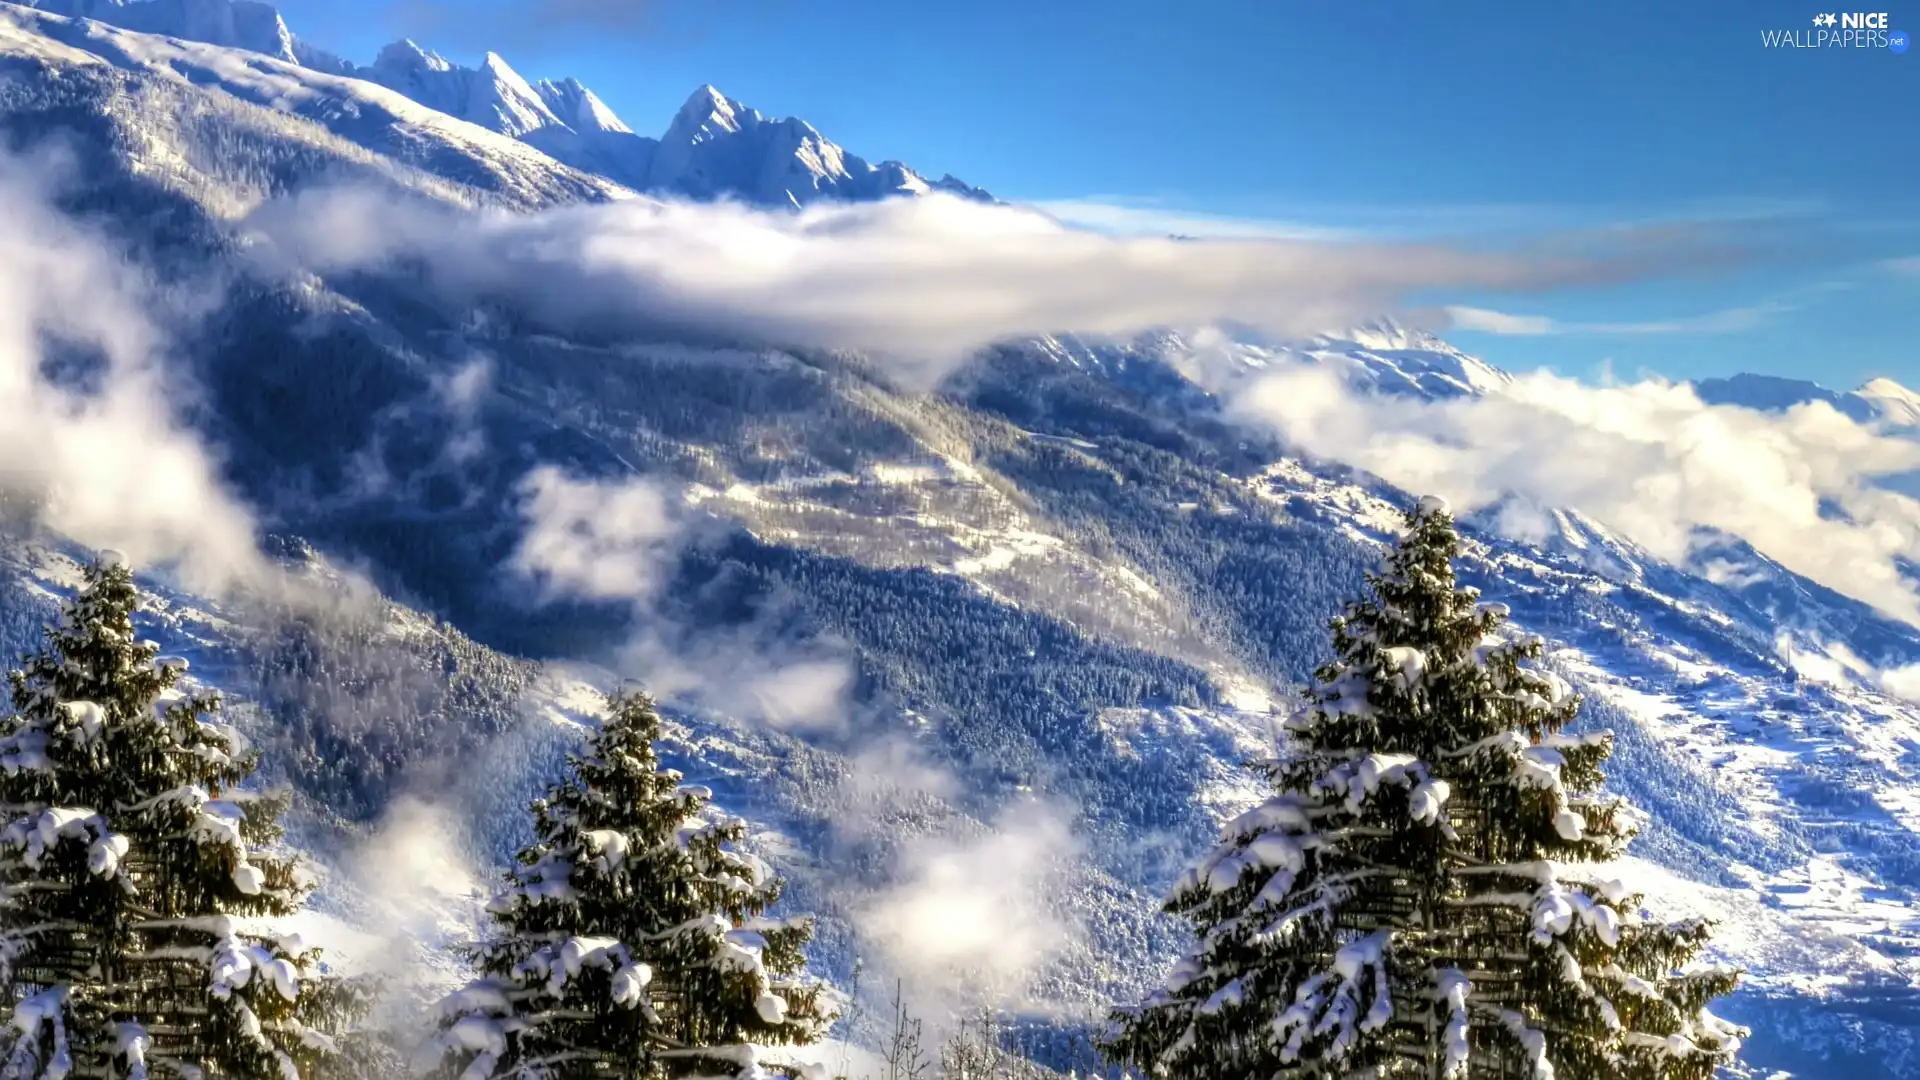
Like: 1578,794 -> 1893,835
245,181 -> 1920,649
1230,365 -> 1920,629
242,188 -> 1701,385
23,153 -> 1911,662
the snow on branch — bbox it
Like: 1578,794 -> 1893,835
1269,930 -> 1395,1064
2,806 -> 130,878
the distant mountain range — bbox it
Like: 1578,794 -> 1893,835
12,0 -> 994,207
1696,372 -> 1920,429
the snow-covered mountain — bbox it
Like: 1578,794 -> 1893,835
16,0 -> 298,60
0,3 -> 632,207
643,83 -> 991,207
1695,372 -> 1920,430
4,5 -> 1920,1077
3,0 -> 991,208
1186,318 -> 1514,397
361,39 -> 559,139
1689,372 -> 1920,501
517,75 -> 657,189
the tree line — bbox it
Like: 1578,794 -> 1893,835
0,498 -> 1745,1078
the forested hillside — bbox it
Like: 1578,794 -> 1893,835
2,3 -> 1919,1076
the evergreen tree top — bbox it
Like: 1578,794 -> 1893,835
425,691 -> 831,1080
0,555 -> 349,1080
1104,497 -> 1745,1080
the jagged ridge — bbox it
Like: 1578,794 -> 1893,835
7,0 -> 993,208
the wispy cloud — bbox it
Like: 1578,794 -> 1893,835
1885,255 -> 1920,277
1444,300 -> 1789,337
511,467 -> 683,603
507,466 -> 857,734
856,799 -> 1083,1011
1028,193 -> 1834,244
1441,307 -> 1562,336
244,187 -> 1730,387
0,142 -> 264,590
1030,198 -> 1360,241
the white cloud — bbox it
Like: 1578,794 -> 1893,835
736,659 -> 853,731
305,795 -> 488,1011
1775,635 -> 1920,703
1229,363 -> 1920,627
1445,306 -> 1561,335
840,737 -> 961,805
432,354 -> 493,417
857,800 -> 1082,1009
0,145 -> 264,589
511,466 -> 683,602
1031,192 -> 1829,245
1030,198 -> 1359,241
509,466 -> 857,732
619,628 -> 857,734
1876,663 -> 1920,701
344,796 -> 481,934
1445,301 -> 1785,336
243,187 -> 1690,385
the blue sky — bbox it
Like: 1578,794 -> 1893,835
276,0 -> 1918,388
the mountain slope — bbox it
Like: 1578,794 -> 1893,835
0,3 -> 632,208
1695,371 -> 1920,430
361,38 -> 561,139
2,0 -> 991,208
2,11 -> 1919,1078
643,83 -> 992,207
18,0 -> 298,59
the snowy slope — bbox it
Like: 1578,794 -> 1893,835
0,0 -> 990,208
361,39 -> 561,139
1126,319 -> 1511,399
15,0 -> 299,60
0,3 -> 633,208
0,530 -> 1187,1049
1859,379 -> 1920,429
1258,462 -> 1920,1076
533,76 -> 626,135
516,76 -> 657,188
1292,319 -> 1514,398
953,318 -> 1510,424
643,84 -> 991,207
3,6 -> 1920,1074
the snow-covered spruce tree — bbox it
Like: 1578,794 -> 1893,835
422,691 -> 832,1080
1102,497 -> 1744,1080
0,554 -> 347,1080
